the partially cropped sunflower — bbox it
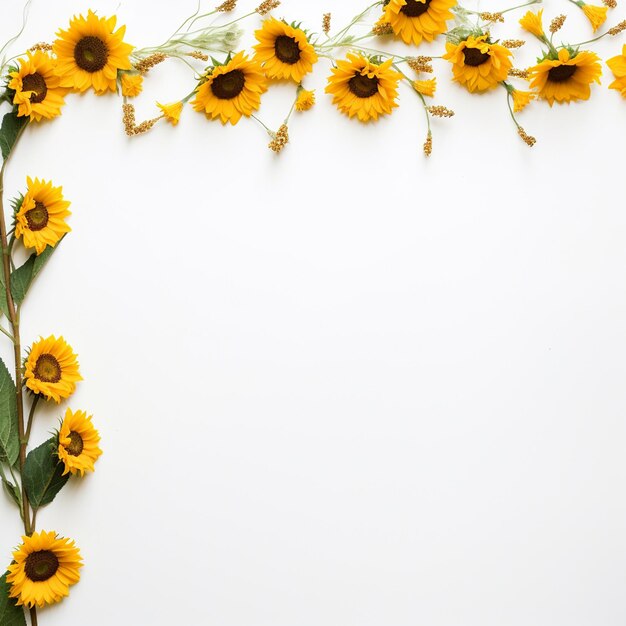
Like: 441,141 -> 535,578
8,51 -> 67,122
528,48 -> 602,105
443,35 -> 512,93
24,336 -> 82,403
607,45 -> 626,97
581,4 -> 608,31
6,531 -> 82,609
15,177 -> 71,255
253,18 -> 318,82
383,0 -> 456,46
53,10 -> 133,94
325,53 -> 403,122
192,52 -> 268,125
58,409 -> 102,477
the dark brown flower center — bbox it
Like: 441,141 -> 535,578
74,36 -> 109,73
463,47 -> 490,66
21,73 -> 48,103
211,69 -> 245,99
348,73 -> 379,98
34,354 -> 61,383
66,431 -> 84,456
24,550 -> 59,582
25,201 -> 49,231
400,0 -> 433,17
547,64 -> 576,82
274,35 -> 301,64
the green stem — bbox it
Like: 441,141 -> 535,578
24,395 -> 39,445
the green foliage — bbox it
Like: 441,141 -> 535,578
1,476 -> 21,508
11,239 -> 61,306
0,357 -> 18,466
0,573 -> 26,626
0,111 -> 27,162
23,437 -> 69,510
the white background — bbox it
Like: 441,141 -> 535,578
1,0 -> 626,624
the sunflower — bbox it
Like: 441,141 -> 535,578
443,35 -> 512,93
253,18 -> 318,82
53,10 -> 133,94
24,336 -> 82,403
6,531 -> 82,609
8,51 -> 67,122
57,409 -> 102,477
383,0 -> 456,46
607,45 -> 626,97
192,52 -> 268,125
325,53 -> 403,122
528,48 -> 602,105
15,177 -> 71,255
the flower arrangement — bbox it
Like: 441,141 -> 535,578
0,0 -> 624,622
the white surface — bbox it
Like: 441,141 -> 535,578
1,0 -> 626,624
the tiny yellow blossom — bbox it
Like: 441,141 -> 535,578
511,89 -> 535,112
519,9 -> 544,37
295,89 -> 315,111
157,101 -> 184,125
120,74 -> 143,97
413,78 -> 437,97
581,4 -> 608,31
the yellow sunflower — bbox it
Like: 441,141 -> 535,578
57,409 -> 102,477
528,48 -> 602,105
253,18 -> 318,82
8,51 -> 67,122
192,52 -> 268,125
24,336 -> 82,403
383,0 -> 456,46
15,177 -> 71,255
607,45 -> 626,97
6,531 -> 82,609
53,10 -> 133,94
325,53 -> 403,122
443,35 -> 512,93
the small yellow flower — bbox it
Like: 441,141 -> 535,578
581,4 -> 608,31
24,335 -> 82,402
15,177 -> 71,255
57,409 -> 102,477
157,101 -> 184,125
511,89 -> 535,112
519,9 -> 544,37
607,44 -> 626,97
413,78 -> 437,97
120,73 -> 143,97
295,88 -> 315,111
6,531 -> 82,609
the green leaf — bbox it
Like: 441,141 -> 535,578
10,240 -> 61,306
0,572 -> 26,626
2,476 -> 21,509
0,357 -> 18,466
23,437 -> 69,510
0,111 -> 27,161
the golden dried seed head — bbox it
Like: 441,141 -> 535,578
268,123 -> 289,153
427,105 -> 455,118
609,19 -> 626,34
407,56 -> 433,73
602,0 -> 617,8
502,39 -> 525,48
187,51 -> 209,61
549,14 -> 566,33
134,53 -> 167,75
372,21 -> 394,35
509,68 -> 530,79
323,13 -> 331,34
517,126 -> 536,147
480,12 -> 504,22
256,0 -> 280,15
423,131 -> 432,157
29,42 -> 53,52
216,0 -> 237,10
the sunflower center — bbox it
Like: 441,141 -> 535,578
24,550 -> 59,582
274,35 -> 301,64
66,431 -> 84,456
34,354 -> 62,383
21,72 -> 48,104
211,70 -> 245,99
400,0 -> 433,17
547,64 -> 576,82
463,47 -> 490,67
74,36 -> 109,73
25,201 -> 49,231
348,73 -> 379,98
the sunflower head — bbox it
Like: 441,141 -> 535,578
192,52 -> 268,125
443,34 -> 512,93
607,44 -> 626,97
8,51 -> 67,122
15,177 -> 71,255
57,408 -> 102,477
6,531 -> 82,608
253,18 -> 318,82
383,0 -> 456,45
53,10 -> 133,94
325,53 -> 403,122
24,335 -> 82,403
528,48 -> 602,106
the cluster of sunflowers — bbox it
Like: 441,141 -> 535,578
0,0 -> 625,621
